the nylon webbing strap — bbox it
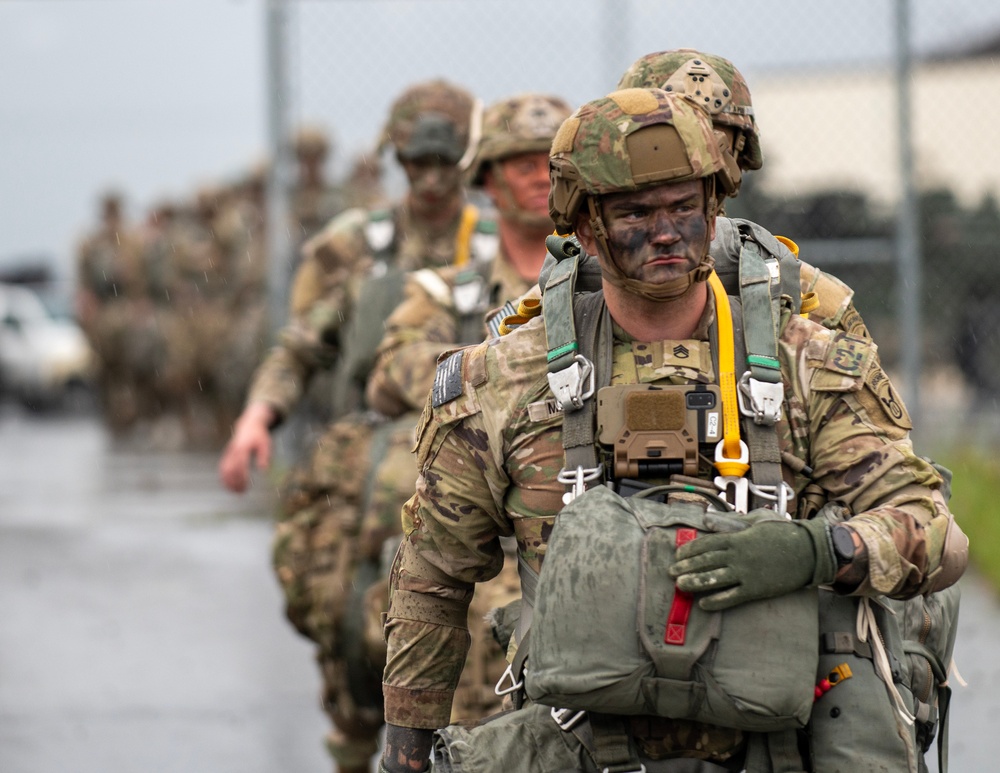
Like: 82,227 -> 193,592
563,293 -> 610,473
542,254 -> 581,374
451,204 -> 479,267
902,641 -> 951,773
739,228 -> 782,384
937,683 -> 952,773
730,296 -> 784,500
515,553 -> 539,642
586,714 -> 643,773
745,731 -> 808,773
707,271 -> 743,462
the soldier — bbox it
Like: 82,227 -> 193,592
364,93 -> 573,722
378,89 -> 967,773
366,92 -> 573,417
217,79 -> 491,773
75,190 -> 146,435
289,125 -> 346,253
341,151 -> 389,212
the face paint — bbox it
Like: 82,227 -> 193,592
599,180 -> 710,285
401,156 -> 463,213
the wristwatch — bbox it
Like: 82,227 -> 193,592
831,524 -> 856,567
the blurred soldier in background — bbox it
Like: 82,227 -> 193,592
363,92 -> 573,723
217,79 -> 492,773
341,152 -> 389,212
158,185 -> 234,448
289,126 -> 346,251
75,190 -> 146,435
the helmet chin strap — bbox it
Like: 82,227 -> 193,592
586,197 -> 715,303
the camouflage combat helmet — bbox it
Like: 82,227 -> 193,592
467,93 -> 573,186
549,88 -> 738,301
380,79 -> 476,164
617,49 -> 762,172
549,88 -> 738,234
292,126 -> 331,159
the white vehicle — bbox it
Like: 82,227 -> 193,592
0,282 -> 94,409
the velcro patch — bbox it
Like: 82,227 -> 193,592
527,398 -> 562,422
432,350 -> 465,407
823,333 -> 874,377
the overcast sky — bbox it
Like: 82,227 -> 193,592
3,0 -> 999,289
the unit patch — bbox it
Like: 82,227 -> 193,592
865,365 -> 912,430
432,350 -> 465,407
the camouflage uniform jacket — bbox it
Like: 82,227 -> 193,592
366,244 -> 534,417
245,200 -> 485,423
383,293 -> 955,730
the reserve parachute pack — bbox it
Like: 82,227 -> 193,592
507,221 -> 960,773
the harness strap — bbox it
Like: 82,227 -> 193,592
736,227 -> 785,429
730,296 -> 785,510
706,272 -> 744,466
582,713 -> 644,773
543,241 -> 582,375
744,731 -> 808,773
451,204 -> 480,267
738,226 -> 782,384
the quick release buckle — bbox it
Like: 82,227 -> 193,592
546,354 -> 595,411
738,371 -> 783,426
550,707 -> 587,732
557,464 -> 603,505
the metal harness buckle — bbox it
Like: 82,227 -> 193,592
494,663 -> 524,697
546,354 -> 595,411
557,464 -> 603,505
747,480 -> 796,518
738,371 -> 783,426
550,707 -> 587,732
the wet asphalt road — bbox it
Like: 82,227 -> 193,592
0,405 -> 329,773
0,403 -> 996,772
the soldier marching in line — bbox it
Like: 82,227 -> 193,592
378,84 -> 966,773
218,79 -> 513,773
363,92 -> 574,724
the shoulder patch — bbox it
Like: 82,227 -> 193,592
432,350 -> 466,407
863,364 -> 912,430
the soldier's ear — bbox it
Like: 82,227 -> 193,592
575,213 -> 597,255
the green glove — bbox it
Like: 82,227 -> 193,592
669,515 -> 837,611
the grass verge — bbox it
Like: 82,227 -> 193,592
936,451 -> 1000,592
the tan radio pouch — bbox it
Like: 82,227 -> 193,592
596,383 -> 723,480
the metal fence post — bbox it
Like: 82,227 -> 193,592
265,0 -> 293,341
895,0 -> 923,428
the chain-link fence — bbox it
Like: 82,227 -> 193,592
263,0 -> 1000,446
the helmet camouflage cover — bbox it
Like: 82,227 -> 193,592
617,49 -> 762,171
380,79 -> 476,162
467,93 -> 573,185
548,88 -> 738,235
